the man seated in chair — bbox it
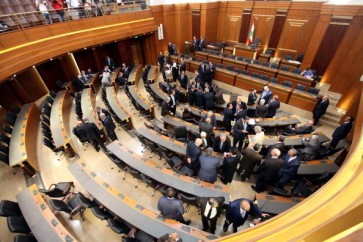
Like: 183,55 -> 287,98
284,120 -> 314,135
200,111 -> 217,129
299,135 -> 321,161
213,134 -> 231,153
276,148 -> 301,190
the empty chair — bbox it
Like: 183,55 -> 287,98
41,122 -> 51,133
296,84 -> 307,91
2,124 -> 13,136
260,75 -> 268,81
229,55 -> 236,59
144,139 -> 161,159
292,67 -> 302,74
241,70 -> 249,75
0,153 -> 9,165
49,193 -> 90,220
308,87 -> 320,95
237,56 -> 244,61
135,132 -> 148,153
91,206 -> 113,220
184,55 -> 189,59
40,115 -> 50,125
0,133 -> 10,145
244,58 -> 251,63
7,216 -> 31,234
38,182 -> 74,198
174,126 -> 188,143
50,90 -> 57,98
13,235 -> 38,242
271,63 -> 279,69
297,53 -> 305,62
0,200 -> 22,217
251,72 -> 259,78
217,64 -> 223,68
5,113 -> 16,126
43,139 -> 65,160
282,81 -> 293,87
202,49 -> 207,52
253,60 -> 260,65
140,173 -> 161,197
10,105 -> 21,114
45,96 -> 54,105
226,65 -> 233,71
269,77 -> 279,84
179,192 -> 197,213
262,62 -> 270,67
107,218 -> 130,235
0,144 -> 9,155
41,107 -> 51,117
281,65 -> 290,71
285,55 -> 293,61
233,68 -> 241,74
264,49 -> 273,55
123,166 -> 141,187
222,53 -> 228,57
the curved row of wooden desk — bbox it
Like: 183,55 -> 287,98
68,160 -> 218,242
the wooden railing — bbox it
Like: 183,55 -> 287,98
219,91 -> 363,241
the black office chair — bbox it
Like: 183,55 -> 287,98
226,65 -> 233,71
2,124 -> 13,136
292,67 -> 302,74
49,192 -> 91,220
237,56 -> 244,61
144,139 -> 161,159
269,77 -> 279,84
217,64 -> 223,68
241,70 -> 249,75
260,75 -> 268,81
41,121 -> 51,133
91,206 -> 113,220
221,53 -> 228,58
0,153 -> 9,165
271,63 -> 279,69
308,87 -> 320,95
229,55 -> 236,59
6,111 -> 17,121
45,96 -> 54,105
135,132 -> 149,153
264,49 -> 273,55
43,139 -> 66,161
262,62 -> 270,67
158,145 -> 176,168
7,216 -> 31,234
50,90 -> 57,98
282,81 -> 293,87
251,72 -> 259,78
40,115 -> 50,125
179,192 -> 197,213
107,218 -> 131,235
244,58 -> 251,63
174,126 -> 188,143
253,60 -> 260,65
41,107 -> 51,117
281,65 -> 290,71
296,84 -> 307,91
38,182 -> 74,198
0,144 -> 9,155
233,68 -> 241,74
10,105 -> 21,115
0,200 -> 22,217
285,55 -> 293,61
0,133 -> 11,146
13,235 -> 38,242
140,173 -> 162,197
5,114 -> 16,126
123,167 -> 141,188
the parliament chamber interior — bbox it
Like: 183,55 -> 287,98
0,0 -> 362,241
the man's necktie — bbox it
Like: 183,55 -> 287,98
206,206 -> 212,219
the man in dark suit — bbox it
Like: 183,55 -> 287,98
157,188 -> 190,225
95,106 -> 110,120
161,97 -> 173,116
266,95 -> 280,118
197,197 -> 224,234
99,113 -> 118,141
192,36 -> 198,52
80,117 -> 108,152
265,135 -> 286,159
194,87 -> 204,107
251,148 -> 284,193
313,95 -> 329,125
179,71 -> 188,89
276,149 -> 301,189
72,76 -> 85,92
238,143 -> 263,181
330,115 -> 354,148
213,134 -> 231,153
188,85 -> 196,106
200,111 -> 217,129
199,118 -> 214,139
247,89 -> 258,117
179,58 -> 186,74
168,42 -> 175,55
232,98 -> 247,117
157,52 -> 164,72
203,88 -> 215,110
198,147 -> 221,183
169,89 -> 177,114
233,116 -> 250,150
105,56 -> 115,71
157,232 -> 183,242
209,61 -> 216,80
235,104 -> 248,121
203,65 -> 212,85
285,120 -> 314,135
300,135 -> 321,161
220,148 -> 241,184
72,120 -> 88,143
199,36 -> 205,51
256,99 -> 268,118
257,86 -> 273,104
223,198 -> 268,233
223,103 -> 234,132
186,138 -> 203,175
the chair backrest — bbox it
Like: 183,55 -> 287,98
0,134 -> 10,145
222,53 -> 228,57
297,53 -> 305,62
292,67 -> 302,74
308,87 -> 320,95
269,77 -> 279,84
241,70 -> 249,75
251,72 -> 259,78
229,55 -> 236,59
271,63 -> 279,69
237,56 -> 244,61
244,58 -> 251,63
260,75 -> 268,81
217,64 -> 223,68
282,80 -> 293,87
174,126 -> 187,139
226,65 -> 233,71
43,139 -> 55,150
281,65 -> 290,71
10,105 -> 21,114
2,124 -> 13,135
296,84 -> 306,91
233,68 -> 241,74
262,62 -> 270,67
253,60 -> 260,65
0,144 -> 9,155
0,153 -> 9,165
209,42 -> 214,46
285,55 -> 293,61
264,49 -> 272,54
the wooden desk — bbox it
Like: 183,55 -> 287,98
288,90 -> 317,112
128,65 -> 143,86
17,184 -> 78,242
149,83 -> 168,100
235,74 -> 267,92
247,63 -> 278,80
195,51 -> 209,61
206,45 -> 219,52
297,159 -> 339,175
277,70 -> 312,89
235,45 -> 262,60
214,68 -> 237,86
258,53 -> 271,63
50,90 -> 76,157
69,161 -> 218,242
105,87 -> 133,130
84,72 -> 100,94
9,103 -> 40,175
257,115 -> 300,128
110,67 -> 121,90
222,58 -> 248,70
61,81 -> 76,94
128,86 -> 155,119
81,88 -> 103,130
263,132 -> 330,146
147,65 -> 159,83
223,46 -> 234,56
207,54 -> 223,65
267,82 -> 292,103
280,59 -> 301,70
108,141 -> 230,204
256,193 -> 304,215
189,60 -> 202,73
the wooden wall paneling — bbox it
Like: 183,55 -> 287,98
59,54 -> 80,82
8,78 -> 32,104
15,67 -> 48,102
150,5 -> 168,54
216,2 -> 227,42
73,48 -> 99,72
173,4 -> 190,54
251,14 -> 275,49
201,2 -> 220,44
116,40 -> 134,67
37,59 -> 67,91
141,33 -> 158,65
225,15 -> 242,42
192,10 -> 201,40
238,9 -> 251,43
91,47 -> 103,71
268,10 -> 287,49
0,80 -> 24,110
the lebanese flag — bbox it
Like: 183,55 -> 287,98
247,20 -> 255,45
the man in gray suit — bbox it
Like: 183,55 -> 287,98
300,134 -> 321,160
157,188 -> 191,225
198,148 -> 221,183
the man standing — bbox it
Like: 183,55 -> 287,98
179,71 -> 188,89
157,188 -> 190,225
198,148 -> 221,183
199,36 -> 206,51
313,95 -> 329,125
203,88 -> 215,111
233,116 -> 250,151
330,115 -> 354,148
157,52 -> 164,72
169,90 -> 177,115
197,197 -> 224,234
266,95 -> 280,118
223,103 -> 234,132
80,117 -> 108,152
256,99 -> 268,118
186,138 -> 202,175
220,148 -> 241,184
99,113 -> 118,141
223,198 -> 268,233
200,111 -> 217,129
258,86 -> 273,104
213,134 -> 231,153
105,56 -> 115,71
239,143 -> 263,182
276,148 -> 300,189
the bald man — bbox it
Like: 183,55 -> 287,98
223,198 -> 268,233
